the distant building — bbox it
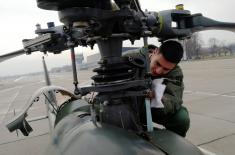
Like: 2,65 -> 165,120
50,53 -> 87,73
75,53 -> 88,70
122,47 -> 139,53
51,65 -> 72,73
85,47 -> 140,68
75,53 -> 84,64
50,47 -> 141,72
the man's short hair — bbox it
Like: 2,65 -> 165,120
159,40 -> 183,64
148,44 -> 158,53
148,44 -> 157,50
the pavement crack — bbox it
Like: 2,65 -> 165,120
0,132 -> 49,146
197,132 -> 235,146
189,111 -> 235,124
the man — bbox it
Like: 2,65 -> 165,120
125,40 -> 190,137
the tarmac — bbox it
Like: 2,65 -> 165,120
0,58 -> 235,155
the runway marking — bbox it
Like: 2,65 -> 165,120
198,147 -> 216,155
184,90 -> 235,98
0,89 -> 21,123
0,132 -> 49,146
0,105 -> 45,116
14,76 -> 26,82
0,80 -> 43,94
0,86 -> 22,93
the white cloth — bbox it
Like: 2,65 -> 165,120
150,78 -> 166,108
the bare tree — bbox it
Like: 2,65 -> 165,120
209,39 -> 234,57
227,43 -> 235,55
184,33 -> 203,59
208,38 -> 219,57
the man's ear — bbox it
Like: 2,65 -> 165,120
149,53 -> 153,60
153,48 -> 159,54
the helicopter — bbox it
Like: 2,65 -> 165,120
1,0 -> 235,155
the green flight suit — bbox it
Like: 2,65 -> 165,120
123,47 -> 190,137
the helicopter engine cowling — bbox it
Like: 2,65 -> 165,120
47,99 -> 203,155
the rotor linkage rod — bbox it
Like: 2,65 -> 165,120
70,47 -> 79,95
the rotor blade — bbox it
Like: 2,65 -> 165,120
0,49 -> 25,63
190,14 -> 235,33
156,10 -> 235,40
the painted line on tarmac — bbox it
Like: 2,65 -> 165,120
0,86 -> 22,93
0,80 -> 43,94
0,132 -> 49,146
79,80 -> 93,87
0,105 -> 45,116
184,90 -> 235,98
198,147 -> 216,155
0,90 -> 21,123
14,76 -> 26,82
220,94 -> 235,98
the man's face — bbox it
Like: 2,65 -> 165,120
149,50 -> 176,76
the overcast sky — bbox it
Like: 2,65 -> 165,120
1,0 -> 235,76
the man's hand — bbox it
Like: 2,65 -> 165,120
145,89 -> 155,99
